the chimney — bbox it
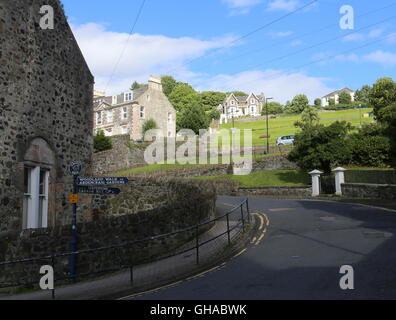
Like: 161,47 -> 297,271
148,75 -> 162,91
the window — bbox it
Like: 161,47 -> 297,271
168,112 -> 172,124
112,95 -> 117,105
23,166 -> 49,229
97,111 -> 102,125
125,92 -> 132,101
231,100 -> 235,105
122,107 -> 128,119
107,110 -> 113,123
251,99 -> 255,104
140,106 -> 145,118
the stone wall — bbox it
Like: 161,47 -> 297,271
0,178 -> 217,285
92,135 -> 147,175
342,183 -> 396,200
237,186 -> 311,198
0,0 -> 94,231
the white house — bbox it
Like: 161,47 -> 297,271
321,88 -> 355,107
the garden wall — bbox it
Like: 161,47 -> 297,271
341,183 -> 396,200
0,178 -> 216,285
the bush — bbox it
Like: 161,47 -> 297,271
94,130 -> 112,153
142,119 -> 158,135
287,121 -> 353,174
348,123 -> 391,168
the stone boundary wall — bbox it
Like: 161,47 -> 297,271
0,178 -> 216,285
342,183 -> 396,200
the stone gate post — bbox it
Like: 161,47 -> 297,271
332,167 -> 347,196
309,170 -> 323,197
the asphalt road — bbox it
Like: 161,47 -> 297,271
130,196 -> 396,300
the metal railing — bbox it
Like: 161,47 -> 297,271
0,199 -> 250,298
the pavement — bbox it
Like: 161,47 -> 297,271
0,200 -> 250,300
123,195 -> 396,300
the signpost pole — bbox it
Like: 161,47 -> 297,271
69,173 -> 78,283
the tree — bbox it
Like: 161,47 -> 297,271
369,77 -> 396,122
355,85 -> 372,104
328,98 -> 336,106
130,81 -> 147,91
297,106 -> 320,128
288,121 -> 353,174
284,94 -> 309,114
314,98 -> 322,107
339,91 -> 352,105
227,91 -> 248,97
161,75 -> 178,97
177,105 -> 210,134
200,91 -> 226,112
261,102 -> 283,115
168,83 -> 202,112
94,130 -> 112,153
142,118 -> 158,135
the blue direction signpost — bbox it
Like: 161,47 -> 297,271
67,164 -> 128,283
78,186 -> 121,195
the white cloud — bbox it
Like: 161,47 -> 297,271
267,0 -> 300,12
222,0 -> 262,8
363,50 -> 396,67
269,30 -> 293,38
342,33 -> 365,42
290,39 -> 303,46
71,23 -> 238,94
194,69 -> 334,103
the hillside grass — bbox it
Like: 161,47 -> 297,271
220,108 -> 374,146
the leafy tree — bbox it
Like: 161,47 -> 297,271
338,91 -> 352,105
284,94 -> 309,114
161,75 -> 178,97
355,85 -> 372,104
94,130 -> 112,153
261,102 -> 283,115
208,108 -> 221,120
296,106 -> 320,128
177,105 -> 211,134
369,77 -> 396,122
288,121 -> 353,174
227,91 -> 248,97
142,118 -> 158,135
347,123 -> 391,167
314,98 -> 322,107
168,83 -> 202,112
130,81 -> 147,91
200,91 -> 226,112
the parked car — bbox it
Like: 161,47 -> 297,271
276,135 -> 295,146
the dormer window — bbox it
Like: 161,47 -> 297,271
125,92 -> 132,101
112,95 -> 117,105
97,111 -> 102,125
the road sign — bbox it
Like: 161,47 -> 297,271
78,186 -> 121,195
69,194 -> 78,204
68,162 -> 83,175
77,177 -> 129,186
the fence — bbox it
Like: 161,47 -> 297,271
0,199 -> 250,299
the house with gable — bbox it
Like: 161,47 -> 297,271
321,88 -> 356,107
93,76 -> 176,140
218,93 -> 265,123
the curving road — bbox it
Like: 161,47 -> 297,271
128,196 -> 396,300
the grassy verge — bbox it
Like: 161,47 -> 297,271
192,170 -> 310,187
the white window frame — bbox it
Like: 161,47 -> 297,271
107,110 -> 113,123
97,111 -> 102,125
122,107 -> 128,119
23,166 -> 49,229
168,112 -> 172,124
140,106 -> 145,119
124,92 -> 132,102
112,95 -> 117,105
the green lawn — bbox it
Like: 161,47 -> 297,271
220,108 -> 374,146
192,170 -> 310,187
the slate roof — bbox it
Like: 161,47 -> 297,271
322,88 -> 354,98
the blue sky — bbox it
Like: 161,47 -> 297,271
63,0 -> 396,103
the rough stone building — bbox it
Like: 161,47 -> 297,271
0,0 -> 94,233
93,76 -> 177,140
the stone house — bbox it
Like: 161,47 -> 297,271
321,88 -> 355,107
93,76 -> 177,140
0,0 -> 94,232
218,93 -> 265,123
